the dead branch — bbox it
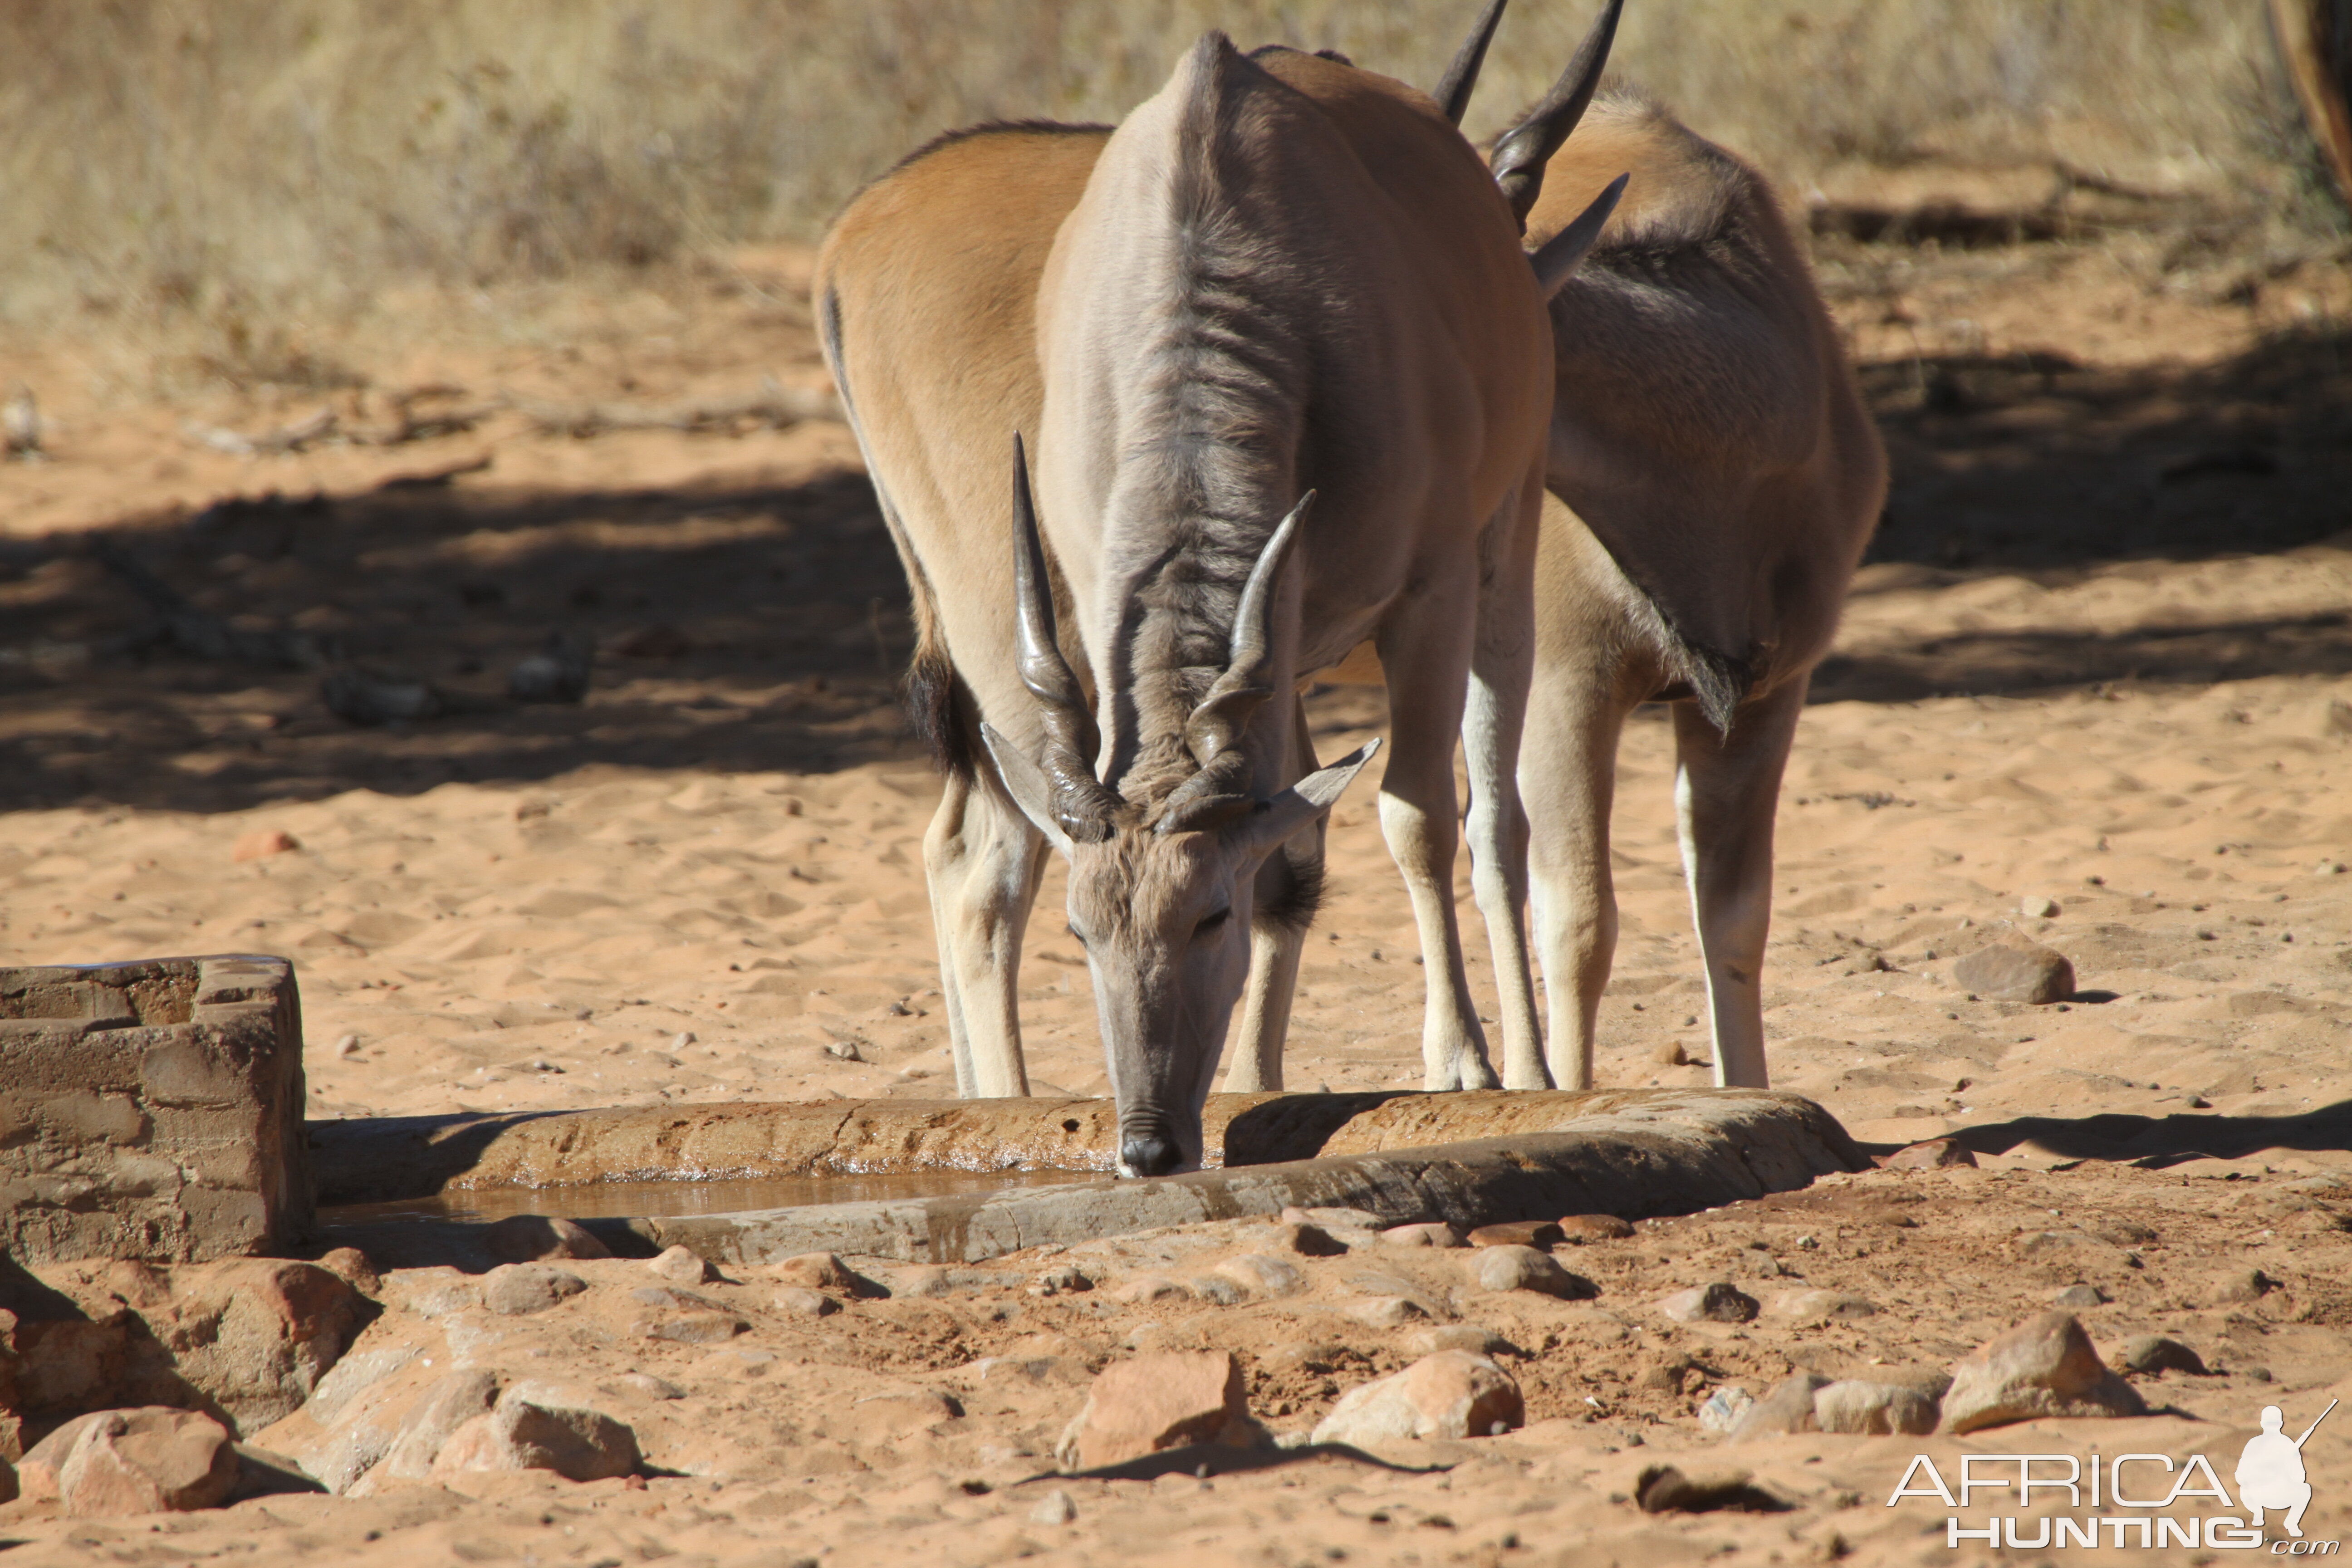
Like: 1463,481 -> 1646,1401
94,539 -> 331,671
512,378 -> 842,439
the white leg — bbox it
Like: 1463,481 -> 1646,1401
1462,478 -> 1547,1089
1376,590 -> 1498,1092
1521,658 -> 1631,1091
1671,674 -> 1806,1089
921,763 -> 1046,1098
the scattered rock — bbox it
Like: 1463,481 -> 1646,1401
482,1215 -> 611,1264
333,1033 -> 363,1058
617,1374 -> 685,1400
1031,1487 -> 1078,1525
2019,895 -> 2059,919
773,1253 -> 862,1294
1406,1326 -> 1514,1359
1280,1205 -> 1383,1232
1638,1354 -> 1697,1395
55,1408 -> 240,1516
1115,1276 -> 1190,1305
1470,1245 -> 1595,1299
646,1246 -> 715,1286
381,1370 -> 502,1480
1033,1265 -> 1093,1296
1187,1275 -> 1245,1307
632,1312 -> 748,1344
1813,1381 -> 1939,1436
1346,1296 -> 1430,1328
483,1264 -> 588,1317
312,1247 -> 382,1294
2118,1335 -> 2208,1376
1772,1289 -> 1877,1325
433,1382 -> 639,1482
1726,1373 -> 1829,1439
1380,1223 -> 1465,1249
1054,1351 -> 1255,1471
1654,1040 -> 1690,1067
231,829 -> 300,862
770,1287 -> 840,1317
1659,1282 -> 1759,1324
1272,1223 -> 1350,1258
1636,1464 -> 1789,1514
18,1413 -> 110,1504
848,1389 -> 963,1435
1215,1254 -> 1304,1298
1884,1138 -> 1978,1169
1951,942 -> 2074,1004
1310,1352 -> 1523,1445
1557,1214 -> 1636,1243
1696,1386 -> 1755,1433
1468,1220 -> 1564,1250
1939,1313 -> 2146,1434
2053,1284 -> 2108,1308
2217,1268 -> 2276,1304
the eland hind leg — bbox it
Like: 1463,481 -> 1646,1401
1520,647 -> 1635,1091
1461,476 -> 1548,1089
921,764 -> 1047,1098
1672,674 -> 1806,1089
1376,580 -> 1499,1092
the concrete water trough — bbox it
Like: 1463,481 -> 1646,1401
312,1087 -> 1868,1269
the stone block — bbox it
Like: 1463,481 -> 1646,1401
0,957 -> 310,1263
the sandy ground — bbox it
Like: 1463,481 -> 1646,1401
2,182 -> 2352,1562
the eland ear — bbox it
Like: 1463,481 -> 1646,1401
1233,739 -> 1381,853
981,721 -> 1073,853
1531,172 -> 1627,297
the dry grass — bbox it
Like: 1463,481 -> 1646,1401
0,0 -> 2334,383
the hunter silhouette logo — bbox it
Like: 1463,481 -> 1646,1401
2240,1400 -> 2336,1539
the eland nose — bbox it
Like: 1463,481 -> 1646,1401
1121,1132 -> 1183,1177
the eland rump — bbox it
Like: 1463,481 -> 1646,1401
818,20 -> 1586,1175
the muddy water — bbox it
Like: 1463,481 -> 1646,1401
321,1166 -> 1097,1225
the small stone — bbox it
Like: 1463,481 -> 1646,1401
1654,1039 -> 1689,1067
382,1370 -> 503,1479
1658,1281 -> 1759,1324
1727,1373 -> 1829,1439
1636,1463 -> 1786,1514
1951,942 -> 2074,1004
1346,1295 -> 1430,1328
1557,1214 -> 1636,1243
1695,1386 -> 1754,1433
232,829 -> 300,862
1215,1254 -> 1304,1298
2020,895 -> 2059,919
433,1382 -> 639,1482
771,1287 -> 840,1317
2053,1284 -> 2108,1308
849,1389 -> 963,1433
633,1312 -> 749,1344
53,1408 -> 240,1517
2217,1268 -> 2276,1304
1813,1381 -> 1939,1436
1273,1222 -> 1349,1257
2118,1335 -> 2207,1376
1469,1245 -> 1595,1298
1406,1325 -> 1514,1358
314,1245 -> 382,1294
1054,1351 -> 1254,1471
1031,1488 -> 1078,1525
1187,1275 -> 1245,1307
1770,1290 -> 1876,1325
1468,1220 -> 1564,1250
647,1245 -> 715,1286
1280,1205 -> 1382,1231
773,1252 -> 861,1293
333,1033 -> 363,1058
1939,1312 -> 2146,1434
483,1263 -> 589,1317
1310,1351 -> 1523,1445
1885,1137 -> 1977,1169
1380,1222 -> 1465,1249
482,1214 -> 611,1264
1115,1275 -> 1190,1305
1034,1264 -> 1094,1295
617,1373 -> 685,1400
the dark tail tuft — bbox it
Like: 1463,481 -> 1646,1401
902,633 -> 974,779
1257,845 -> 1328,934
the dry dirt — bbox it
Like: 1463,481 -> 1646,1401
1,191 -> 2351,1563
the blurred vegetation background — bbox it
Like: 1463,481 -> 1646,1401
2,0 -> 2342,380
